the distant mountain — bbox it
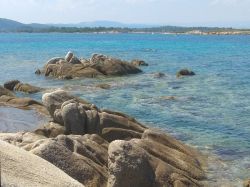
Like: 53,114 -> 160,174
0,18 -> 157,32
50,20 -> 158,28
0,18 -> 30,31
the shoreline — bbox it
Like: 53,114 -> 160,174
1,31 -> 250,35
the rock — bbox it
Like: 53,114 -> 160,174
42,90 -> 92,116
0,95 -> 48,115
131,59 -> 148,66
99,112 -> 146,133
61,102 -> 86,135
177,69 -> 195,77
4,80 -> 42,94
0,114 -> 206,187
69,56 -> 82,64
96,83 -> 111,89
153,72 -> 166,78
38,52 -> 142,79
3,80 -> 20,90
90,54 -> 142,76
0,140 -> 83,187
30,135 -> 108,187
0,85 -> 15,97
244,179 -> 250,187
42,91 -> 146,140
107,130 -> 205,187
108,140 -> 155,187
34,122 -> 65,138
0,132 -> 46,148
14,82 -> 42,93
102,127 -> 142,142
46,57 -> 64,65
65,51 -> 74,62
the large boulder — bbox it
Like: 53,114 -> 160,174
38,52 -> 142,79
108,140 -> 155,187
0,140 -> 83,187
90,54 -> 142,76
42,89 -> 93,116
30,135 -> 109,187
107,130 -> 206,187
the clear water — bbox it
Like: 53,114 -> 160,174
0,33 -> 249,185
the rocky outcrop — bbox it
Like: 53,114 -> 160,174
42,90 -> 146,138
131,59 -> 148,66
0,129 -> 206,187
4,80 -> 43,93
0,140 -> 84,187
0,90 -> 206,187
177,69 -> 195,77
37,52 -> 142,79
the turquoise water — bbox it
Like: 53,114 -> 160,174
0,33 -> 249,185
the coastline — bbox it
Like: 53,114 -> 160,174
0,37 -> 248,186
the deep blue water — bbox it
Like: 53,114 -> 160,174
0,33 -> 249,185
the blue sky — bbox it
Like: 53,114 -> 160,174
0,0 -> 250,27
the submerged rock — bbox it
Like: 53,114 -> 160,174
153,72 -> 166,78
177,69 -> 195,77
38,52 -> 142,79
96,83 -> 111,89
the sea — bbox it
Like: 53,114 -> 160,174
0,33 -> 249,186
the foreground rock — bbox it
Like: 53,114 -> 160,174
0,90 -> 206,187
4,80 -> 43,93
37,52 -> 142,79
177,69 -> 195,77
0,140 -> 83,187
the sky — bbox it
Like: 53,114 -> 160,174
0,0 -> 250,27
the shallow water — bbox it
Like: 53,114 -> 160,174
0,106 -> 48,132
0,33 -> 249,185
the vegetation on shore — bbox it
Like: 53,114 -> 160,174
2,25 -> 250,34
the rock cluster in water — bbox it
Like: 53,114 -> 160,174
36,52 -> 143,79
0,89 -> 206,187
